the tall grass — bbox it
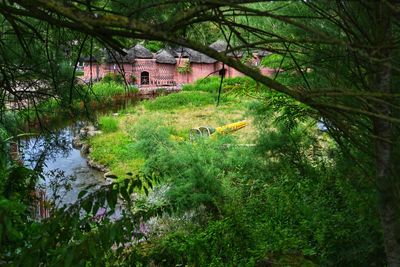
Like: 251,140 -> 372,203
144,91 -> 215,110
89,81 -> 126,99
183,76 -> 260,95
98,115 -> 119,133
182,77 -> 221,93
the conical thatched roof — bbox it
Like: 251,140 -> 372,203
105,50 -> 129,63
184,48 -> 217,64
209,40 -> 228,52
173,46 -> 187,57
155,49 -> 176,64
124,47 -> 136,62
130,44 -> 153,59
164,46 -> 179,57
210,40 -> 244,58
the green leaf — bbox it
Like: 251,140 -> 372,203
120,186 -> 130,202
82,199 -> 92,213
78,190 -> 87,199
106,190 -> 118,210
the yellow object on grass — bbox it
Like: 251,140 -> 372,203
214,121 -> 247,135
188,121 -> 247,140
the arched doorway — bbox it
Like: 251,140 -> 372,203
141,71 -> 149,85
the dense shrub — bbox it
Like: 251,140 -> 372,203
101,72 -> 125,84
125,109 -> 384,266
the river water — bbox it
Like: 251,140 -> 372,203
17,92 -> 175,211
19,121 -> 106,207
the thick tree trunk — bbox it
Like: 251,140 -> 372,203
374,117 -> 400,266
369,3 -> 400,265
372,37 -> 400,267
372,47 -> 400,267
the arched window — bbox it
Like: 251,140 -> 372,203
141,71 -> 149,85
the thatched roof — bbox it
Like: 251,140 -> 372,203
209,40 -> 228,52
164,46 -> 179,57
155,49 -> 176,64
228,50 -> 244,58
124,47 -> 136,62
257,50 -> 271,57
173,46 -> 187,57
129,44 -> 153,59
210,40 -> 244,58
82,56 -> 98,62
104,44 -> 153,63
186,40 -> 241,63
184,48 -> 217,64
105,50 -> 129,63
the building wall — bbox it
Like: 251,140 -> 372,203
155,64 -> 176,86
174,58 -> 191,84
83,63 -> 107,81
83,57 -> 274,85
190,63 -> 217,82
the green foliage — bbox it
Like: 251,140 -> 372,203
98,116 -> 119,133
183,76 -> 262,97
261,53 -> 290,69
176,61 -> 192,74
0,161 -> 39,264
120,105 -> 384,266
182,77 -> 221,93
75,70 -> 84,76
7,177 -> 153,266
143,91 -> 215,110
101,72 -> 125,84
89,81 -> 126,100
128,119 -> 172,158
89,131 -> 132,168
129,74 -> 137,84
143,40 -> 164,52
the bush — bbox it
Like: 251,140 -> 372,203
143,91 -> 215,110
182,77 -> 221,93
75,70 -> 84,76
98,116 -> 119,133
183,76 -> 260,95
129,74 -> 137,84
101,72 -> 125,84
144,41 -> 164,52
129,85 -> 139,94
89,81 -> 126,100
128,105 -> 384,266
261,53 -> 289,68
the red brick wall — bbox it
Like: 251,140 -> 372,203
83,58 -> 275,85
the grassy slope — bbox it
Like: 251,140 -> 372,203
89,90 -> 255,178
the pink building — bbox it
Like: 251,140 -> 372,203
83,41 -> 274,87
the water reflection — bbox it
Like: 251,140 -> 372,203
19,121 -> 105,207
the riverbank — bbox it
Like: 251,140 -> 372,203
4,80 -> 181,133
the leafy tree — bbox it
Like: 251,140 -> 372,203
0,0 -> 399,265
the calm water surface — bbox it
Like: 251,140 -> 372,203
19,121 -> 105,206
